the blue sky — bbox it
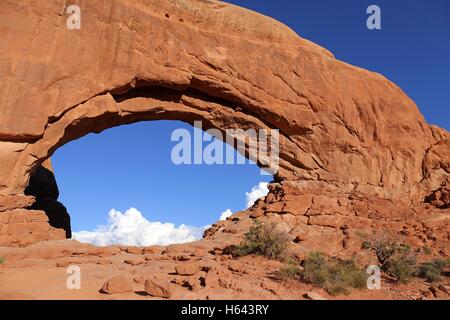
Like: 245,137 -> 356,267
53,0 -> 449,242
53,121 -> 271,232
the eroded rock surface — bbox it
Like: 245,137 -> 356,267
0,0 -> 448,299
0,0 -> 447,201
205,182 -> 450,258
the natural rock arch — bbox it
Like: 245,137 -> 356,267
0,0 -> 448,247
15,85 -> 285,189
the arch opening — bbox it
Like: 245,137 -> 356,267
25,120 -> 274,246
16,81 -> 288,199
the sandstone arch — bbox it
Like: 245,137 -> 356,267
0,0 -> 448,247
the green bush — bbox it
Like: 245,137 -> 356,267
363,236 -> 416,284
278,261 -> 303,280
301,252 -> 367,295
0,257 -> 4,264
225,220 -> 290,260
416,259 -> 449,282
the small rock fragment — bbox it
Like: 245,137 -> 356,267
144,278 -> 173,298
304,291 -> 327,300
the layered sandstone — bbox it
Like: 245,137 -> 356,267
205,182 -> 450,258
0,0 -> 448,258
0,0 -> 447,201
0,209 -> 66,247
0,1 -> 448,300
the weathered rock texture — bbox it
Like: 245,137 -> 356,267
205,182 -> 450,258
0,238 -> 448,300
0,209 -> 66,247
0,0 -> 448,247
25,164 -> 72,238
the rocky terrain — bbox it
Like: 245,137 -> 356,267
0,180 -> 448,300
0,0 -> 448,300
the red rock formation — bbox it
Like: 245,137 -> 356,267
0,0 -> 448,197
0,0 -> 448,253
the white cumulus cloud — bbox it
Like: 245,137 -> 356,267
73,182 -> 270,247
245,182 -> 269,208
219,209 -> 233,221
73,208 -> 208,247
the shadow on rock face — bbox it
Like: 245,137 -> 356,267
30,198 -> 72,239
25,165 -> 59,199
25,165 -> 72,238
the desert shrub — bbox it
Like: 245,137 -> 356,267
422,246 -> 432,255
362,234 -> 416,283
225,220 -> 290,260
0,257 -> 3,265
301,252 -> 367,295
386,247 -> 417,284
302,251 -> 328,286
416,259 -> 449,283
278,261 -> 303,280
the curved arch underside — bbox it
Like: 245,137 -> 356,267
0,0 -> 448,204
